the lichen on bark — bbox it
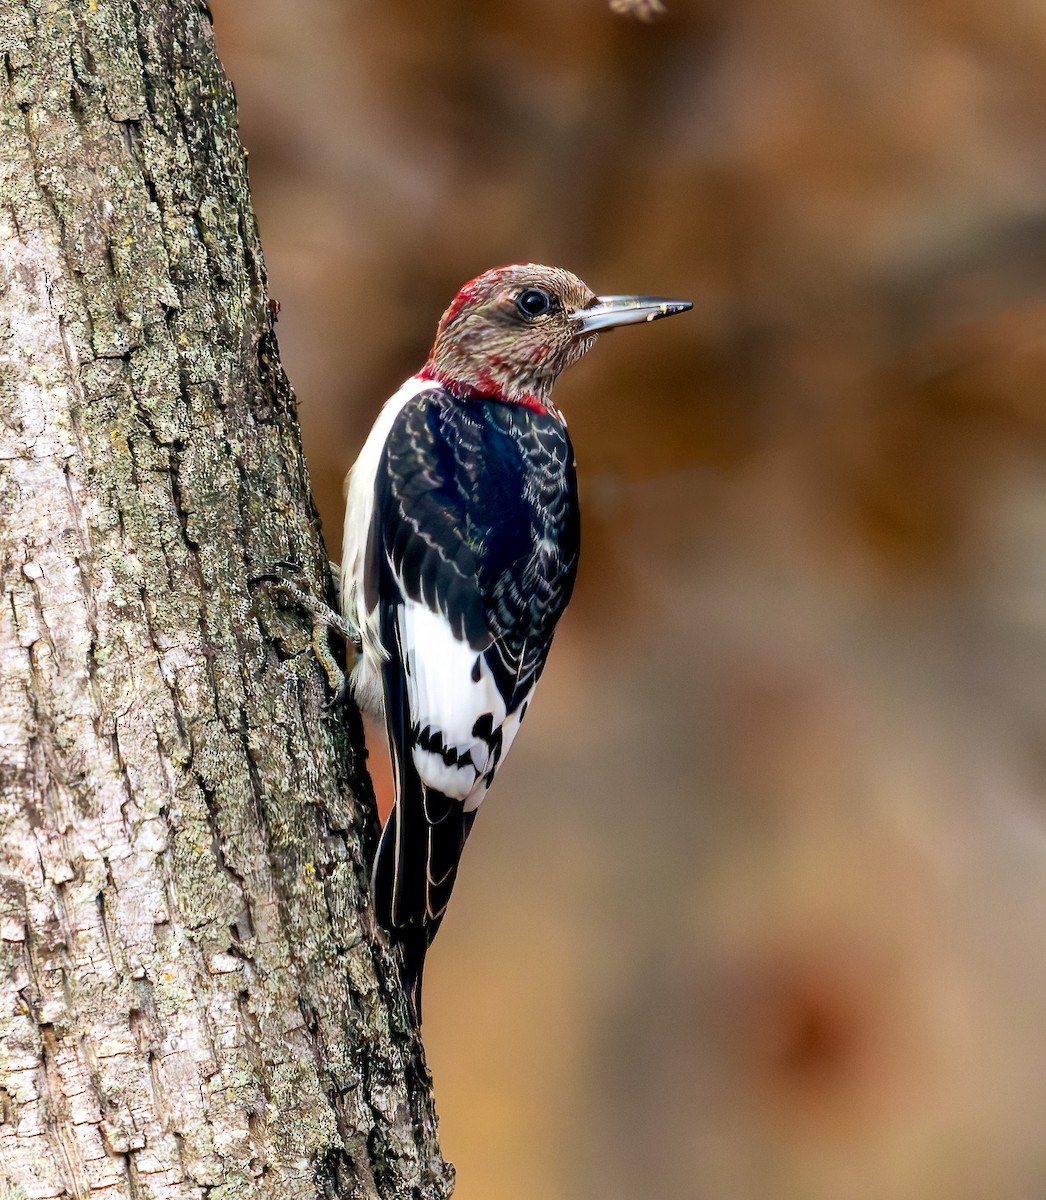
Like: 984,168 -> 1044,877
0,2 -> 451,1197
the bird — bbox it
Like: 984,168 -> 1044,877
340,263 -> 691,1018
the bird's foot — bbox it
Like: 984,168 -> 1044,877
250,561 -> 359,701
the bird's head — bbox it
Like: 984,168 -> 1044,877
423,263 -> 691,414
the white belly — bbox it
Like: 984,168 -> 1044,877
340,374 -> 434,716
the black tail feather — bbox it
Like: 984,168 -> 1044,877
373,795 -> 429,1020
398,926 -> 430,1023
372,771 -> 475,1023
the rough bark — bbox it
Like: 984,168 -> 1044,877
0,2 -> 451,1197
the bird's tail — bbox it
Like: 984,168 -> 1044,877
372,765 -> 475,1022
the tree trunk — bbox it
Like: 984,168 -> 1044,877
0,2 -> 451,1197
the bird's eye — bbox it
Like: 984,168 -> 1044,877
516,288 -> 552,319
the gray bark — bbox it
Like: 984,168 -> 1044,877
0,2 -> 451,1197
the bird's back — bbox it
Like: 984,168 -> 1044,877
371,388 -> 580,803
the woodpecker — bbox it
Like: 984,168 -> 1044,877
341,264 -> 691,1017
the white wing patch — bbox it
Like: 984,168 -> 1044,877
397,598 -> 532,812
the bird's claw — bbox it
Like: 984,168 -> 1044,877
249,566 -> 359,699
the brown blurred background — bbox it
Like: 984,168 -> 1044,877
210,2 -> 1046,1196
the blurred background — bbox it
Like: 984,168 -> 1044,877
210,2 -> 1046,1196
